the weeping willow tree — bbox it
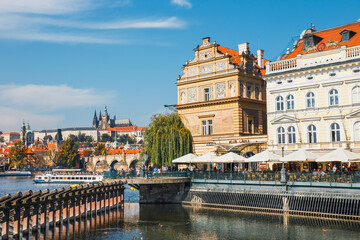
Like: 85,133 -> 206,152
143,113 -> 193,166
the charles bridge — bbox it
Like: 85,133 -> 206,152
85,153 -> 140,172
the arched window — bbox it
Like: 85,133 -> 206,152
286,95 -> 294,110
329,89 -> 339,106
255,87 -> 260,100
276,96 -> 284,111
306,92 -> 315,108
353,86 -> 360,104
354,122 -> 360,141
330,123 -> 340,142
307,125 -> 317,143
277,127 -> 285,144
287,126 -> 296,144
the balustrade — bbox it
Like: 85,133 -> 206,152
0,181 -> 124,239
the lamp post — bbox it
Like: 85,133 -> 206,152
280,145 -> 287,188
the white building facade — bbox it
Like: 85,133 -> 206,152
264,21 -> 360,155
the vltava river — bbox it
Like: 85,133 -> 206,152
1,177 -> 360,240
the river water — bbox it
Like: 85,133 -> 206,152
1,177 -> 360,240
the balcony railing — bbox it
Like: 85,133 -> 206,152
266,45 -> 360,75
104,170 -> 360,185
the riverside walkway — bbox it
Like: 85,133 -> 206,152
104,171 -> 360,220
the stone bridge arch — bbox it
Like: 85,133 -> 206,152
86,153 -> 141,172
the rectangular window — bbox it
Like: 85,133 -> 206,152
204,88 -> 210,101
208,120 -> 213,135
202,121 -> 207,135
247,85 -> 252,98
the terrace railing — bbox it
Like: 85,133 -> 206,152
104,170 -> 360,185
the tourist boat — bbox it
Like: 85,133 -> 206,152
33,169 -> 103,184
0,171 -> 32,177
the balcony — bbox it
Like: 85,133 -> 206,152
266,45 -> 360,75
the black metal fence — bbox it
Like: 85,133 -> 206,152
103,170 -> 360,184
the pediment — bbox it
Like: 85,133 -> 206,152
346,109 -> 360,118
271,115 -> 299,124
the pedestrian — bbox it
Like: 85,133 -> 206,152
332,165 -> 337,174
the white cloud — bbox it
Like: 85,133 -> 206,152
0,106 -> 64,133
171,0 -> 192,9
2,32 -> 123,44
0,0 -> 186,44
0,84 -> 113,111
0,0 -> 91,15
0,84 -> 115,131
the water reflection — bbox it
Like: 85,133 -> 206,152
84,204 -> 360,240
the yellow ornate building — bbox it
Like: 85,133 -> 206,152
174,37 -> 267,155
264,21 -> 360,156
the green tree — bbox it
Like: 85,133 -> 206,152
68,134 -> 78,142
9,140 -> 28,168
94,143 -> 107,156
56,138 -> 80,168
101,133 -> 112,142
78,133 -> 86,142
117,134 -> 135,144
143,113 -> 193,166
85,135 -> 93,143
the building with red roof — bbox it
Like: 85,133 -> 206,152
264,20 -> 360,161
174,37 -> 267,156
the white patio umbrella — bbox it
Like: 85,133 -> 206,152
281,149 -> 319,162
172,153 -> 198,164
316,148 -> 360,162
191,153 -> 218,163
244,150 -> 282,163
214,152 -> 246,163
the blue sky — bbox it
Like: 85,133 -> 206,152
0,0 -> 359,132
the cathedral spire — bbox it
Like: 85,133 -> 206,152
92,110 -> 98,128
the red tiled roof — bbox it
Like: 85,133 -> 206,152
284,21 -> 360,59
217,45 -> 267,75
217,46 -> 242,65
1,132 -> 20,135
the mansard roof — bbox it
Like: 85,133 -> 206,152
283,21 -> 360,60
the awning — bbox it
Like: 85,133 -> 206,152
191,153 -> 218,163
316,148 -> 360,162
213,152 -> 246,163
281,149 -> 319,162
244,150 -> 282,163
172,153 -> 198,164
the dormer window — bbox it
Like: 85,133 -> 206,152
340,29 -> 356,42
302,34 -> 323,51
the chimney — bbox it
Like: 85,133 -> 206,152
238,42 -> 249,55
257,49 -> 264,69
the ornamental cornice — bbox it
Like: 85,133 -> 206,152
269,87 -> 298,94
322,81 -> 344,87
345,79 -> 360,84
323,115 -> 345,120
299,84 -> 320,90
174,97 -> 239,110
176,72 -> 240,86
301,117 -> 321,122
